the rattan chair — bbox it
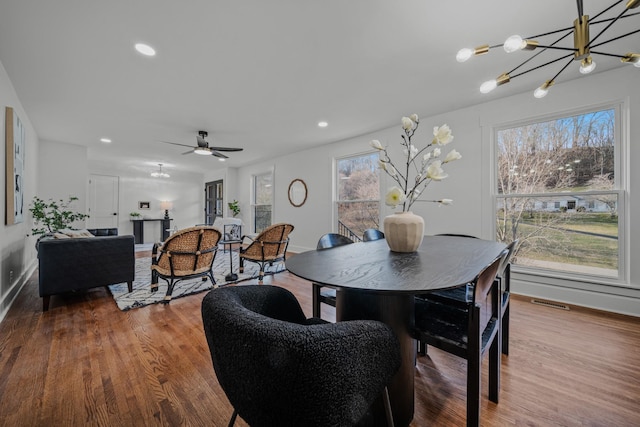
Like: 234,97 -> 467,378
202,285 -> 400,427
238,223 -> 294,283
312,233 -> 354,318
150,226 -> 221,302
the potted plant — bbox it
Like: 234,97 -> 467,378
228,200 -> 241,217
29,196 -> 90,236
130,212 -> 142,219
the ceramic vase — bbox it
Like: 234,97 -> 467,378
383,211 -> 424,253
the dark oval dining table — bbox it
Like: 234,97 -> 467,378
286,235 -> 506,427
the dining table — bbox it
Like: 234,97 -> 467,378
285,235 -> 506,427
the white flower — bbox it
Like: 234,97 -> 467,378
403,144 -> 418,160
387,164 -> 397,177
439,199 -> 453,206
443,149 -> 462,163
426,160 -> 448,181
423,152 -> 432,161
401,116 -> 415,131
370,139 -> 384,150
385,187 -> 406,207
409,113 -> 419,123
433,148 -> 441,158
433,124 -> 454,145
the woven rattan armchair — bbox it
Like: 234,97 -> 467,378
151,226 -> 221,302
238,223 -> 294,283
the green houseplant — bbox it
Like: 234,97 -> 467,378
29,196 -> 90,236
228,200 -> 241,217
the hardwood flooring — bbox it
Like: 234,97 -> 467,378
1,254 -> 639,426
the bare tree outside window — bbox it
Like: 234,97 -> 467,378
496,108 -> 620,278
336,153 -> 380,240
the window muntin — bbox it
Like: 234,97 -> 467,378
336,153 -> 380,240
252,172 -> 272,233
495,107 -> 621,279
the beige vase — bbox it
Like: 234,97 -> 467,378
383,211 -> 424,253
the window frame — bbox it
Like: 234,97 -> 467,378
251,170 -> 274,234
491,101 -> 628,285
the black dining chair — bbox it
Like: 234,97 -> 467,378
202,285 -> 400,427
413,249 -> 507,427
312,233 -> 354,318
363,228 -> 385,241
425,234 -> 518,356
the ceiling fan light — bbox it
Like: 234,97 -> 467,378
194,147 -> 211,155
218,158 -> 226,162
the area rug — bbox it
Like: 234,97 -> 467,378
108,251 -> 285,311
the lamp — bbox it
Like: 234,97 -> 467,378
160,201 -> 173,219
458,0 -> 640,98
151,163 -> 170,178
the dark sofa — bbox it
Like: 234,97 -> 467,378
37,228 -> 135,311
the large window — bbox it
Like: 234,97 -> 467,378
336,153 -> 380,241
252,172 -> 273,233
495,107 -> 623,279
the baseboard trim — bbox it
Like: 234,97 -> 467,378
0,261 -> 37,324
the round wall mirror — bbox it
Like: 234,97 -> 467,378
288,179 -> 307,207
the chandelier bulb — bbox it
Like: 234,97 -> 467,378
579,57 -> 596,74
534,87 -> 549,99
480,79 -> 497,94
503,35 -> 524,53
456,48 -> 473,63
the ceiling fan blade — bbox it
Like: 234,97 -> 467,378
209,146 -> 244,152
160,140 -> 194,149
196,135 -> 209,148
211,151 -> 229,159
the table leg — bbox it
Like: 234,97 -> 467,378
337,289 -> 415,427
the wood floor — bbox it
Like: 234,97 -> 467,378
1,254 -> 639,426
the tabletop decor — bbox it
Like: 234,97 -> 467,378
371,114 -> 461,252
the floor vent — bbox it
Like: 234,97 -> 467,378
530,299 -> 570,310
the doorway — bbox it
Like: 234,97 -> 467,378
88,174 -> 119,229
204,180 -> 223,225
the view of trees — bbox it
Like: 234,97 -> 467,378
496,108 -> 619,276
337,153 -> 380,239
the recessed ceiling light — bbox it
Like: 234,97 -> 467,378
318,121 -> 328,128
135,43 -> 156,56
100,137 -> 112,143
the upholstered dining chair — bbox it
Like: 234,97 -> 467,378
312,233 -> 354,318
363,228 -> 385,242
202,285 -> 400,427
238,223 -> 294,283
425,234 -> 518,355
413,249 -> 507,427
150,225 -> 221,302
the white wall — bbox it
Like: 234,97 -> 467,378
235,66 -> 639,315
0,61 -> 39,321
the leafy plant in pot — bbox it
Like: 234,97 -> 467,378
29,196 -> 90,237
228,200 -> 241,218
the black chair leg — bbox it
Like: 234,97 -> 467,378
312,283 -> 322,317
228,409 -> 238,427
127,281 -> 133,293
489,335 -> 500,403
151,270 -> 159,292
502,303 -> 510,355
164,280 -> 175,303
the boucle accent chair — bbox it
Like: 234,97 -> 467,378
151,226 -> 221,302
238,223 -> 293,283
201,285 -> 401,427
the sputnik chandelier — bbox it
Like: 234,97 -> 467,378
457,0 -> 640,98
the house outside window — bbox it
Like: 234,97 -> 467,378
252,172 -> 273,233
495,106 -> 623,279
336,153 -> 380,241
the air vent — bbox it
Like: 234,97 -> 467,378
530,299 -> 570,310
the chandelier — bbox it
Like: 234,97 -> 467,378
457,0 -> 640,98
151,163 -> 170,178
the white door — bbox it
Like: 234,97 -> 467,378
88,174 -> 119,229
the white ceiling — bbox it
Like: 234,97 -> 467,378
0,0 -> 637,174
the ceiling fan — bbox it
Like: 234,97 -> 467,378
161,131 -> 243,159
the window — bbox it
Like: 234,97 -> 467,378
495,107 -> 623,279
336,153 -> 380,241
252,172 -> 272,233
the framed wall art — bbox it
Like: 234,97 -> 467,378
138,201 -> 150,210
5,107 -> 25,225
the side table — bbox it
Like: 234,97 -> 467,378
220,239 -> 242,281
